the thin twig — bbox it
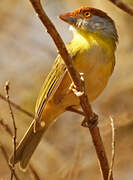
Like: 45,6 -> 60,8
109,0 -> 133,16
28,1 -> 111,179
4,81 -> 17,180
0,118 -> 40,180
29,165 -> 41,180
108,117 -> 116,180
0,119 -> 13,136
0,145 -> 20,180
0,93 -> 34,118
0,93 -> 85,117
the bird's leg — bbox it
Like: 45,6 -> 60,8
66,105 -> 98,129
66,106 -> 85,116
81,113 -> 98,129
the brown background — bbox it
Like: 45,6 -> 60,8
0,0 -> 133,179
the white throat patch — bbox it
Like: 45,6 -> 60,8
69,25 -> 76,32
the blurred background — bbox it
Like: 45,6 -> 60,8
0,0 -> 133,179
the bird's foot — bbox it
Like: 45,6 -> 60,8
81,113 -> 98,129
69,82 -> 84,97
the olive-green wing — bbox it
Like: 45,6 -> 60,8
35,55 -> 67,119
35,40 -> 78,120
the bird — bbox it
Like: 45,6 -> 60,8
10,7 -> 118,170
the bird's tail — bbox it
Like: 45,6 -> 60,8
9,119 -> 48,170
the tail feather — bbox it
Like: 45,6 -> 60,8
10,120 -> 47,170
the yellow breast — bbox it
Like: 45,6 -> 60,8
41,29 -> 116,112
69,30 -> 115,101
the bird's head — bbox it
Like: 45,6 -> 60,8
59,7 -> 118,42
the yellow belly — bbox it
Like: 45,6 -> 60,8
50,45 -> 115,111
35,31 -> 116,131
74,45 -> 115,101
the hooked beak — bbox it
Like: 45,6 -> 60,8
59,12 -> 77,26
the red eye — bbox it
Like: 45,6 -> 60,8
84,11 -> 91,18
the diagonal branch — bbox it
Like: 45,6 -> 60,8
108,117 -> 116,180
109,0 -> 133,16
0,119 -> 40,180
29,165 -> 41,180
0,119 -> 13,136
0,145 -> 20,180
4,81 -> 17,180
0,93 -> 34,118
28,1 -> 112,179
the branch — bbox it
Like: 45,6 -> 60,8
108,117 -> 116,180
4,81 -> 17,180
0,93 -> 84,118
0,119 -> 40,180
0,93 -> 34,118
29,165 -> 41,180
109,0 -> 133,16
0,119 -> 13,136
28,1 -> 111,179
0,145 -> 20,180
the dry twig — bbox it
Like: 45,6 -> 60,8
0,119 -> 13,136
0,92 -> 85,118
29,165 -> 41,180
28,1 -> 112,179
0,117 -> 40,180
108,117 -> 116,180
0,145 -> 20,180
4,81 -> 17,180
0,93 -> 34,118
109,0 -> 133,16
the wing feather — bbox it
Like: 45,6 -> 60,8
35,42 -> 77,120
35,55 -> 67,119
